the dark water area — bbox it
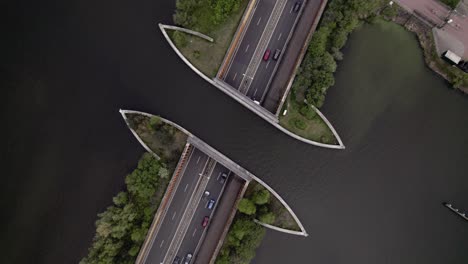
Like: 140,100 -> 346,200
1,0 -> 467,263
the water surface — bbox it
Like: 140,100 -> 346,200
1,2 -> 467,263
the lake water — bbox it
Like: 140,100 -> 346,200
1,0 -> 467,263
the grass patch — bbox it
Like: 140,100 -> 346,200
127,114 -> 187,170
280,96 -> 337,144
170,0 -> 248,77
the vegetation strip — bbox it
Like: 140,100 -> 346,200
80,153 -> 172,264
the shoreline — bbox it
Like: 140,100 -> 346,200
390,4 -> 468,94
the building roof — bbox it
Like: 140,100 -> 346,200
444,50 -> 462,64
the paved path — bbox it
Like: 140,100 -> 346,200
397,0 -> 468,59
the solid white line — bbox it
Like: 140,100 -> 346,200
278,32 -> 283,41
172,211 -> 177,220
184,184 -> 189,192
223,0 -> 261,81
265,60 -> 271,69
233,72 -> 238,81
245,44 -> 250,53
192,228 -> 197,237
196,156 -> 201,164
242,0 -> 288,95
257,17 -> 262,25
160,240 -> 165,248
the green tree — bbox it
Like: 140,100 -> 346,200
258,212 -> 276,225
251,189 -> 270,205
238,198 -> 256,215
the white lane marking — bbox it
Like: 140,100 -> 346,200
233,72 -> 238,81
160,240 -> 165,248
265,60 -> 271,69
217,172 -> 221,180
290,4 -> 294,13
196,156 -> 201,164
172,211 -> 177,220
278,32 -> 283,41
257,17 -> 262,25
192,228 -> 197,237
245,44 -> 250,53
184,184 -> 189,192
253,89 -> 258,97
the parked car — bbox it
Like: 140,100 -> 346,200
202,216 -> 209,227
207,199 -> 216,210
273,49 -> 281,60
263,49 -> 271,61
293,1 -> 302,12
173,256 -> 181,264
219,172 -> 228,184
183,253 -> 193,264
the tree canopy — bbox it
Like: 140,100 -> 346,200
80,153 -> 171,264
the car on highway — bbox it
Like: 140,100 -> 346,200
263,49 -> 271,61
273,49 -> 281,61
219,172 -> 228,184
183,253 -> 193,264
173,256 -> 181,264
207,199 -> 216,210
293,1 -> 302,12
202,216 -> 209,227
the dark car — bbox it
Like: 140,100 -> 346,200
173,256 -> 181,264
183,253 -> 193,264
293,1 -> 302,12
263,49 -> 271,61
273,49 -> 281,60
202,216 -> 209,227
219,172 -> 228,184
207,199 -> 216,210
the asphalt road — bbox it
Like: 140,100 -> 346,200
224,0 -> 302,103
145,148 -> 208,264
224,0 -> 275,89
246,0 -> 301,102
174,164 -> 230,263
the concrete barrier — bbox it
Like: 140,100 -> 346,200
119,109 -> 308,237
158,23 -> 345,150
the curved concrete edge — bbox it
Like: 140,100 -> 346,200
311,105 -> 345,149
119,109 -> 161,160
161,24 -> 214,42
276,121 -> 344,149
120,109 -> 193,136
253,219 -> 305,237
249,176 -> 308,237
159,23 -> 344,150
159,23 -> 215,84
119,109 -> 308,237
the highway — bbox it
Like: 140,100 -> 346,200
144,148 -> 208,264
143,147 -> 231,264
223,0 -> 302,103
174,164 -> 230,262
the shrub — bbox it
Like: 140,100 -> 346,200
238,198 -> 256,215
293,118 -> 307,130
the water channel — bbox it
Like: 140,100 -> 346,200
1,0 -> 467,263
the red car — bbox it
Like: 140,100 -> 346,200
202,216 -> 209,227
263,49 -> 271,61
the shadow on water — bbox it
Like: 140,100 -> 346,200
1,1 -> 467,263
